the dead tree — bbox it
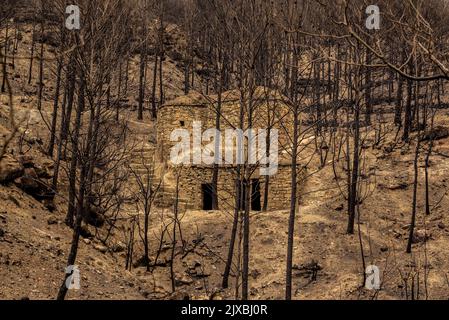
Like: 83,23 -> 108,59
130,147 -> 162,271
48,4 -> 66,156
137,0 -> 148,121
57,0 -> 133,300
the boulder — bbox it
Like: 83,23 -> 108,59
0,125 -> 11,140
186,261 -> 211,278
83,205 -> 105,228
94,244 -> 108,254
41,159 -> 54,170
47,216 -> 58,225
421,126 -> 449,141
15,167 -> 40,193
23,84 -> 37,95
168,290 -> 190,300
412,229 -> 431,244
175,273 -> 194,286
112,242 -> 126,253
293,260 -> 322,281
250,269 -> 261,279
80,225 -> 93,239
0,155 -> 24,183
34,163 -> 52,179
15,168 -> 54,201
33,29 -> 60,47
379,181 -> 409,191
18,155 -> 34,168
334,203 -> 344,211
42,198 -> 56,212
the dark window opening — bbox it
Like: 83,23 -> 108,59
202,183 -> 214,210
180,120 -> 185,127
251,179 -> 261,211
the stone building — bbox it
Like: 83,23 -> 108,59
155,87 -> 303,212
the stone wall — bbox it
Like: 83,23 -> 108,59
156,88 -> 304,212
156,89 -> 294,164
176,164 -> 305,211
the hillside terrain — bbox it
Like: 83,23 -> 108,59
2,2 -> 449,301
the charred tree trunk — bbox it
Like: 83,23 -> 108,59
124,58 -> 129,96
138,0 -> 148,121
403,78 -> 413,141
211,54 -> 225,211
57,79 -> 89,301
286,108 -> 299,300
27,25 -> 36,85
159,51 -> 164,107
137,43 -> 146,120
1,21 -> 8,93
170,175 -> 180,292
286,40 -> 300,299
116,61 -> 122,121
395,75 -> 404,127
37,19 -> 45,111
66,81 -> 84,227
406,119 -> 421,253
347,97 -> 360,235
52,61 -> 75,190
262,126 -> 270,212
151,54 -> 158,119
48,52 -> 63,157
364,49 -> 372,126
222,177 -> 240,289
242,177 -> 250,300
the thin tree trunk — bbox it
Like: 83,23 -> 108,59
403,79 -> 413,141
285,109 -> 299,300
138,48 -> 146,120
170,175 -> 180,292
406,127 -> 421,253
425,126 -> 433,216
262,127 -> 270,212
57,79 -> 90,301
151,54 -> 158,119
347,95 -> 360,235
1,22 -> 9,93
395,75 -> 403,126
159,51 -> 164,106
28,25 -> 36,85
123,58 -> 129,96
116,61 -> 122,121
48,55 -> 63,157
66,81 -> 84,226
53,61 -> 75,190
37,23 -> 45,110
222,176 -> 240,289
364,49 -> 372,126
242,177 -> 250,300
11,25 -> 18,70
211,58 -> 224,210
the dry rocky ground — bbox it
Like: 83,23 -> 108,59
2,23 -> 449,300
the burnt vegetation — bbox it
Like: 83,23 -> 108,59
1,0 -> 449,301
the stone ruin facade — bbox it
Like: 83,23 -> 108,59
155,87 -> 304,212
